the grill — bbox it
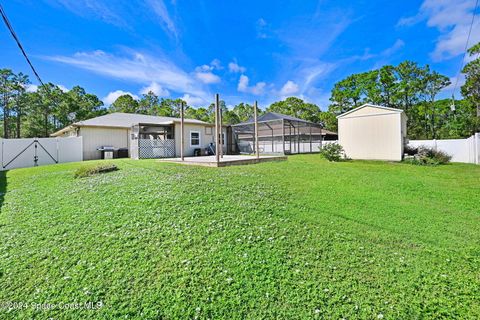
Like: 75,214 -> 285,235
97,146 -> 115,159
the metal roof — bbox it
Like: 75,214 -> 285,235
51,112 -> 210,136
336,104 -> 404,119
233,112 -> 322,126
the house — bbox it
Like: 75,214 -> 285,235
337,104 -> 407,161
51,113 -> 227,160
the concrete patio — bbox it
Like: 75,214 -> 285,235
158,154 -> 287,167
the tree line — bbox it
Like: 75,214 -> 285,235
1,43 -> 479,139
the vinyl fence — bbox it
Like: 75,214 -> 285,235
408,133 -> 479,164
0,137 -> 83,170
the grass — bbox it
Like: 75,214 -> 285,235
0,155 -> 479,319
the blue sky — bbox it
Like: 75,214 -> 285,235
2,0 -> 479,109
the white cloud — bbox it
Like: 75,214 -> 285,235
58,84 -> 69,92
145,0 -> 177,38
237,75 -> 266,95
398,0 -> 480,61
46,50 -> 210,100
25,84 -> 38,93
103,90 -> 139,105
24,83 -> 68,93
381,39 -> 405,56
193,64 -> 221,84
256,18 -> 268,38
279,80 -> 299,96
443,75 -> 466,93
210,59 -> 222,70
195,71 -> 221,84
181,94 -> 205,107
195,64 -> 213,72
140,82 -> 170,96
237,75 -> 249,92
228,61 -> 246,73
49,0 -> 125,26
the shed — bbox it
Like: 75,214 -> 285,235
337,104 -> 407,161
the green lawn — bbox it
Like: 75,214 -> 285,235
0,155 -> 479,319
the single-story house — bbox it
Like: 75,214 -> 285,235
337,104 -> 407,161
51,113 -> 227,160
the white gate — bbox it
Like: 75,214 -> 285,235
0,137 -> 83,170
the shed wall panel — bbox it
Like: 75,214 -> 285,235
339,113 -> 403,161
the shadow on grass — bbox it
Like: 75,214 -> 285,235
0,170 -> 6,211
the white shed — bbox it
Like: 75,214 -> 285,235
337,104 -> 407,161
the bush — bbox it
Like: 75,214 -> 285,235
319,143 -> 345,162
404,144 -> 418,156
74,163 -> 119,178
406,146 -> 452,166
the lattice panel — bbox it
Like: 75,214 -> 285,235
138,139 -> 175,159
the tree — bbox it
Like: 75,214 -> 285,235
110,94 -> 139,113
222,110 -> 240,125
10,72 -> 29,138
460,42 -> 480,134
318,110 -> 338,132
267,97 -> 320,122
395,61 -> 424,113
329,61 -> 456,139
155,98 -> 184,117
422,70 -> 450,139
0,69 -> 15,138
329,74 -> 363,114
232,103 -> 255,122
184,106 -> 211,122
138,91 -> 159,115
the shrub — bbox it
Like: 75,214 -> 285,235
319,143 -> 345,162
404,144 -> 418,156
406,146 -> 452,166
74,163 -> 119,178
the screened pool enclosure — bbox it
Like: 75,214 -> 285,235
231,112 -> 324,155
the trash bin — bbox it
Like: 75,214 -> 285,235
194,148 -> 201,156
117,148 -> 129,158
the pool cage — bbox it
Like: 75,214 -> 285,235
231,113 -> 324,155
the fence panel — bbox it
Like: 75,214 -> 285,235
138,139 -> 175,158
408,134 -> 479,164
1,137 -> 83,170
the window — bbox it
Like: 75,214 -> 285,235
190,131 -> 200,147
205,127 -> 213,135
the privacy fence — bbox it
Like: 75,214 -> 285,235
0,137 -> 83,170
408,133 -> 479,164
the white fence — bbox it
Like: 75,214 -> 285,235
408,133 -> 479,164
0,137 -> 83,170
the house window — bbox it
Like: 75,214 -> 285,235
190,131 -> 200,147
205,127 -> 213,135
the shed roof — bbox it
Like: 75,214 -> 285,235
52,112 -> 210,136
336,104 -> 404,119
